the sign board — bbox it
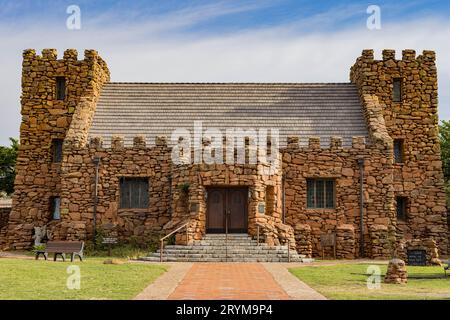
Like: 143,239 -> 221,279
102,237 -> 118,244
258,203 -> 265,214
320,234 -> 336,247
407,249 -> 427,266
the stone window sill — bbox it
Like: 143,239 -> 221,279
118,209 -> 149,216
305,208 -> 336,213
118,208 -> 148,211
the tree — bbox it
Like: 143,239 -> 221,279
439,120 -> 450,208
0,138 -> 19,196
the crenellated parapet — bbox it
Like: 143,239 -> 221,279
351,49 -> 435,65
285,135 -> 367,151
88,135 -> 169,151
23,48 -> 110,78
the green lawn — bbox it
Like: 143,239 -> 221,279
0,258 -> 166,300
290,263 -> 450,300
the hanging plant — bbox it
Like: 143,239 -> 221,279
178,183 -> 190,194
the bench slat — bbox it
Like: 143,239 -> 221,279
44,241 -> 84,253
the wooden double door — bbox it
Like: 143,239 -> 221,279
206,187 -> 248,234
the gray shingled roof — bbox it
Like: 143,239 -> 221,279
89,83 -> 368,147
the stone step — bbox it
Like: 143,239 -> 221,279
147,252 -> 302,260
203,234 -> 250,238
141,256 -> 303,263
192,241 -> 258,246
149,251 -> 294,257
164,244 -> 286,250
142,233 -> 307,263
156,248 -> 295,254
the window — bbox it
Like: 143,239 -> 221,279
393,78 -> 402,102
120,177 -> 149,209
50,197 -> 61,220
396,197 -> 407,221
265,186 -> 275,216
56,77 -> 66,100
51,139 -> 63,163
307,179 -> 335,209
394,139 -> 404,163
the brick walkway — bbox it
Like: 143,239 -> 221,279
168,263 -> 290,300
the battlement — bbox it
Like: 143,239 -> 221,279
22,48 -> 110,82
286,136 -> 366,150
358,49 -> 436,63
88,135 -> 169,150
23,48 -> 108,66
87,135 -> 367,152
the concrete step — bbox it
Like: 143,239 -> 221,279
156,251 -> 291,256
158,249 -> 291,255
141,233 -> 307,263
147,254 -> 300,261
141,256 -> 303,263
164,244 -> 286,250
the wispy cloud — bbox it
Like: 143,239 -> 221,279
86,0 -> 275,36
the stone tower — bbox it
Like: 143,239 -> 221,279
4,49 -> 109,249
350,49 -> 448,254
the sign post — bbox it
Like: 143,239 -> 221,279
102,237 -> 118,256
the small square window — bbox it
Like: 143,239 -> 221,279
306,179 -> 335,209
393,78 -> 402,102
396,197 -> 407,221
56,77 -> 66,100
52,139 -> 63,163
50,197 -> 61,220
120,177 -> 149,209
394,139 -> 404,163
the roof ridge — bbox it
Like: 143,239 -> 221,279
106,82 -> 355,85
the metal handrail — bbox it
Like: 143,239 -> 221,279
225,211 -> 229,262
160,221 -> 190,262
256,222 -> 290,262
287,239 -> 291,263
255,222 -> 265,245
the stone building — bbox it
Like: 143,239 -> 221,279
0,48 -> 448,260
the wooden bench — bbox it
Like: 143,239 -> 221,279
35,241 -> 84,262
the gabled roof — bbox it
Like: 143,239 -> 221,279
89,82 -> 368,147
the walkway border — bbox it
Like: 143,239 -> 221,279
134,262 -> 193,300
262,263 -> 327,300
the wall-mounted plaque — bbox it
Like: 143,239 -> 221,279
407,249 -> 427,266
258,203 -> 265,214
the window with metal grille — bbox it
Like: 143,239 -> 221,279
394,139 -> 404,163
396,197 -> 407,220
306,179 -> 335,209
52,139 -> 63,163
120,177 -> 149,209
50,196 -> 61,220
56,77 -> 66,100
393,78 -> 402,102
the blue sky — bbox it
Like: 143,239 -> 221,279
1,0 -> 449,36
0,0 -> 449,145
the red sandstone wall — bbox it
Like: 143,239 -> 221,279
351,49 -> 448,255
4,49 -> 110,249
